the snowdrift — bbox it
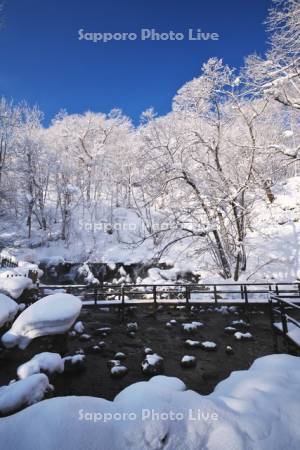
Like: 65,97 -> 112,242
0,354 -> 299,449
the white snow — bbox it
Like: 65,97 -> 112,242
1,293 -> 82,349
17,353 -> 64,379
0,355 -> 299,449
0,293 -> 19,328
0,374 -> 52,415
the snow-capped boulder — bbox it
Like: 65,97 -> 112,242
225,345 -> 234,355
234,332 -> 253,340
110,365 -> 128,379
0,293 -> 19,328
1,293 -> 82,349
180,355 -> 197,368
63,354 -> 86,374
200,341 -> 217,351
126,322 -> 138,332
142,353 -> 164,375
0,277 -> 32,300
114,352 -> 126,360
17,353 -> 64,379
224,326 -> 237,335
182,321 -> 203,333
184,339 -> 201,348
0,374 -> 52,415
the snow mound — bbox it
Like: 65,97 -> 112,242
1,293 -> 82,349
0,293 -> 19,328
0,374 -> 52,415
0,277 -> 32,300
0,355 -> 299,449
17,353 -> 64,379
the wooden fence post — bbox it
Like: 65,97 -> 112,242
268,298 -> 278,352
121,284 -> 125,322
279,300 -> 288,349
153,285 -> 157,313
244,285 -> 250,322
186,286 -> 190,313
213,285 -> 218,304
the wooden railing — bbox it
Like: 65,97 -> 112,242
37,282 -> 300,307
269,294 -> 300,351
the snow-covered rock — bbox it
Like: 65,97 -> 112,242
74,321 -> 85,334
225,345 -> 234,355
1,293 -> 82,349
0,374 -> 52,415
184,339 -> 201,348
234,332 -> 253,340
182,321 -> 203,333
114,352 -> 126,360
180,355 -> 197,368
200,341 -> 217,350
17,353 -> 64,379
0,355 -> 300,449
224,326 -> 237,334
77,263 -> 99,285
63,354 -> 86,374
0,293 -> 19,328
0,277 -> 32,300
126,322 -> 138,332
110,365 -> 128,378
142,353 -> 164,375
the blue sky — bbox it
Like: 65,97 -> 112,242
0,0 -> 272,125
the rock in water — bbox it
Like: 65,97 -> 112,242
142,353 -> 164,375
110,365 -> 128,378
180,355 -> 197,368
1,294 -> 82,349
63,354 -> 86,374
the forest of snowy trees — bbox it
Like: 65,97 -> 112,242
0,0 -> 299,280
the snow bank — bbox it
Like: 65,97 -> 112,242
17,353 -> 64,379
0,354 -> 300,449
1,293 -> 82,349
0,374 -> 52,415
0,293 -> 19,328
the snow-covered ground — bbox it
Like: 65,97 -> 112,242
0,354 -> 299,449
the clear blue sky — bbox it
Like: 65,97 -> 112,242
0,0 -> 272,125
